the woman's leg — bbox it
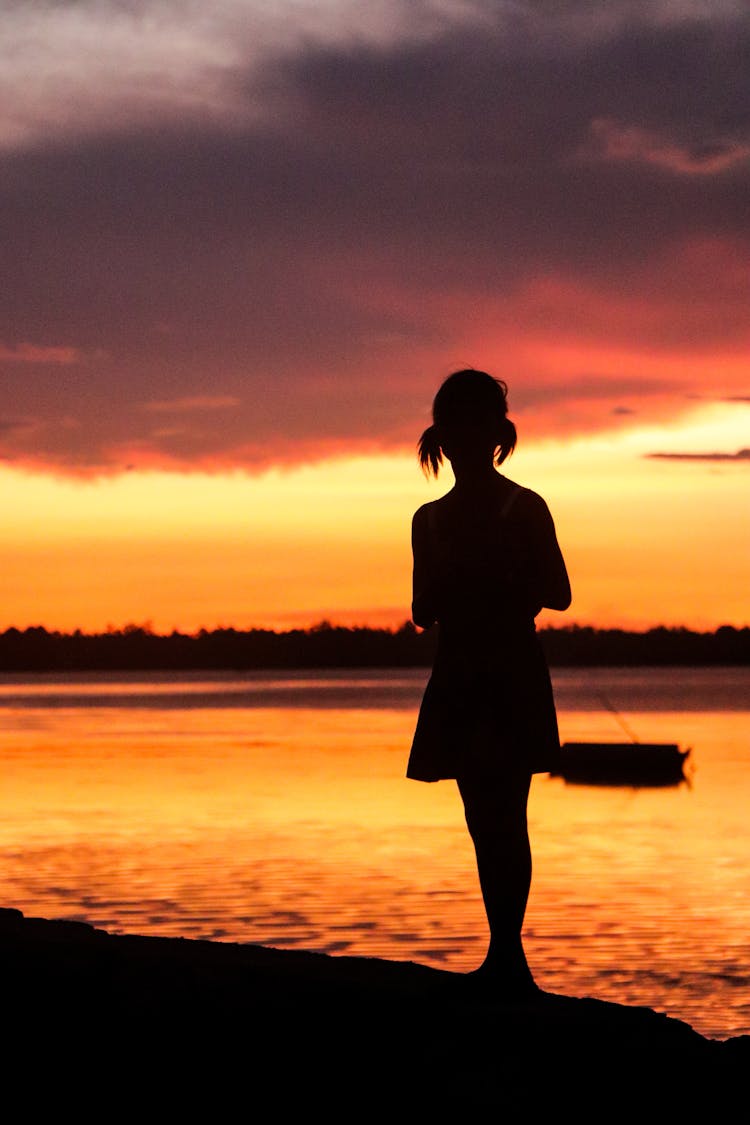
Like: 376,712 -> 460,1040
456,765 -> 536,994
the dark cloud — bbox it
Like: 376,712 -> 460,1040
1,1 -> 749,473
646,448 -> 750,462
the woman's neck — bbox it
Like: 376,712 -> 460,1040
450,462 -> 503,490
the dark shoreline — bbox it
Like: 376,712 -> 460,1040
1,622 -> 749,672
3,907 -> 748,1112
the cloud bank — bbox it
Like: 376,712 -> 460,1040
647,448 -> 750,462
1,0 -> 748,473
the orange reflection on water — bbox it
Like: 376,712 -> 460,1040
1,693 -> 749,1040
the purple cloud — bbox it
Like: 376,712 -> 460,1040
1,1 -> 748,473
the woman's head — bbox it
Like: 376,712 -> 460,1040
418,368 -> 517,477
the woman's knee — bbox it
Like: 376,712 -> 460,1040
458,786 -> 530,844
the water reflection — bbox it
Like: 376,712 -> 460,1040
0,670 -> 749,1041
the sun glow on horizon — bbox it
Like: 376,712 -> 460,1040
1,402 -> 748,635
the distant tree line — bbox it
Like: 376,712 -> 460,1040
0,622 -> 748,671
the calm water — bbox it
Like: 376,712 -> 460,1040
1,666 -> 749,1041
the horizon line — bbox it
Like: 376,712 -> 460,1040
1,621 -> 748,638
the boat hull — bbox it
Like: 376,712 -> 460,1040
552,742 -> 690,786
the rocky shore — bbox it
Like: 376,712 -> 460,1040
3,907 -> 747,1115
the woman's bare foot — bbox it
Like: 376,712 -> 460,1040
466,945 -> 541,1002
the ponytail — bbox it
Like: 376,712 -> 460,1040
494,416 -> 517,466
418,424 -> 443,477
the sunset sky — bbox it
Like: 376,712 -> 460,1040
1,0 -> 748,633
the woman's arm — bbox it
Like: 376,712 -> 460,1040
518,492 -> 572,612
411,506 -> 439,628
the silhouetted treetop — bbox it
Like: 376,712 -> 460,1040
0,622 -> 747,671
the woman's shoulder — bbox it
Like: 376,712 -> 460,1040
412,495 -> 452,523
412,496 -> 458,547
511,483 -> 549,508
501,480 -> 554,525
495,474 -> 544,504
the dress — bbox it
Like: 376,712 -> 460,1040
406,486 -> 562,783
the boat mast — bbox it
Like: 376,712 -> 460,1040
598,693 -> 640,744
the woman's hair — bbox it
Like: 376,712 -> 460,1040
418,368 -> 517,477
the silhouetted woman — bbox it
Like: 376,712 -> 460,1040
407,369 -> 571,999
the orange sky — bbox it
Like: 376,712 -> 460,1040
2,398 -> 747,633
1,2 -> 748,633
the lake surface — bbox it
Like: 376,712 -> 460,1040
1,666 -> 748,1041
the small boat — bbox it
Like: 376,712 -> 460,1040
552,741 -> 691,787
